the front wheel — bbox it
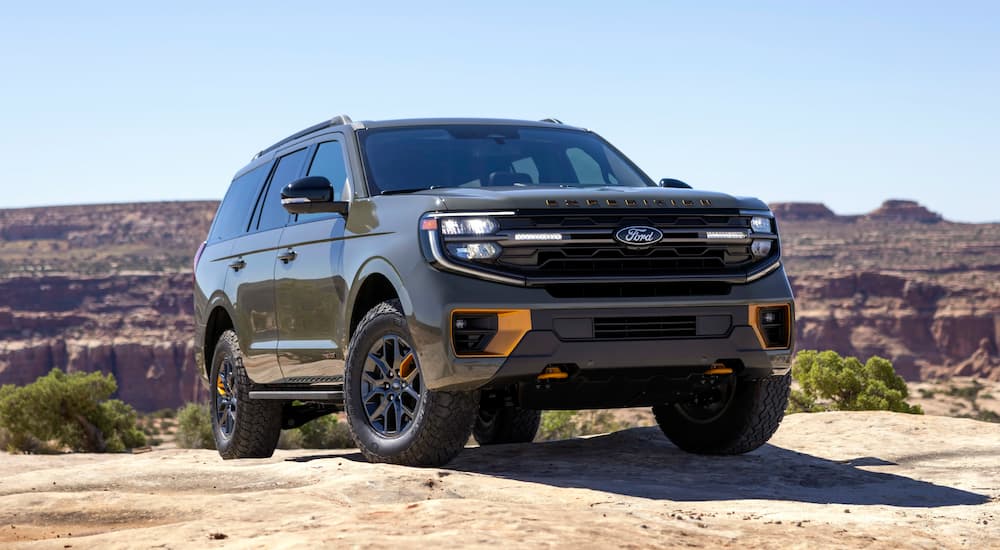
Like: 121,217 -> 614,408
343,300 -> 478,467
652,374 -> 791,455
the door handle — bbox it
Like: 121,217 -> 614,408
277,249 -> 297,264
228,258 -> 246,271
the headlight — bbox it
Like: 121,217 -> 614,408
750,216 -> 772,233
439,216 -> 499,236
448,242 -> 501,260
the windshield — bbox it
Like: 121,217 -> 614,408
359,125 -> 654,194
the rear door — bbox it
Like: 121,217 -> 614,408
274,138 -> 351,380
225,147 -> 308,383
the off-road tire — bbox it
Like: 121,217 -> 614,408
344,300 -> 478,467
473,405 -> 541,445
210,330 -> 283,459
652,374 -> 791,455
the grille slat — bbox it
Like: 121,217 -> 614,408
593,316 -> 697,340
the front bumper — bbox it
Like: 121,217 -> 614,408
406,263 -> 796,391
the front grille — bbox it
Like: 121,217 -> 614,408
492,211 -> 764,278
500,244 -> 746,276
593,316 -> 697,340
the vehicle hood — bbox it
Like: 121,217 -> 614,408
419,186 -> 769,212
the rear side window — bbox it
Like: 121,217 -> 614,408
296,141 -> 349,224
256,149 -> 308,232
208,164 -> 269,242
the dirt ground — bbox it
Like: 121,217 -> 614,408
0,411 -> 997,549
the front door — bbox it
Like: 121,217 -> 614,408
274,139 -> 351,381
227,147 -> 308,383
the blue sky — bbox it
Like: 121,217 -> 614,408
1,1 -> 997,222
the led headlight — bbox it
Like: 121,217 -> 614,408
439,217 -> 499,236
448,242 -> 501,260
750,216 -> 772,233
751,239 -> 772,258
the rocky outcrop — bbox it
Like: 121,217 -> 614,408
865,199 -> 943,224
782,202 -> 999,380
0,202 -> 216,411
770,202 -> 839,221
0,273 -> 206,412
952,339 -> 1000,380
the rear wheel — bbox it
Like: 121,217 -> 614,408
210,330 -> 282,459
344,300 -> 478,467
473,405 -> 541,445
652,374 -> 791,455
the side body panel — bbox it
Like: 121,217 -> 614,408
224,228 -> 284,382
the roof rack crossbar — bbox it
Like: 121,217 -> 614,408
255,114 -> 353,158
540,118 -> 563,124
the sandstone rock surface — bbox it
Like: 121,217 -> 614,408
0,412 -> 996,548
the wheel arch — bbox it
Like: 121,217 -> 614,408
203,303 -> 235,379
347,259 -> 412,339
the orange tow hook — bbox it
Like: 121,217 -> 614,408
537,366 -> 569,380
704,363 -> 733,376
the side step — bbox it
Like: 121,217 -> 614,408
249,390 -> 343,401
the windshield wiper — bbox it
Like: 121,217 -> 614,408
380,186 -> 442,195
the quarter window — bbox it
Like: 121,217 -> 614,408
208,163 -> 269,242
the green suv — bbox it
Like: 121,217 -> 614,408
193,116 -> 795,466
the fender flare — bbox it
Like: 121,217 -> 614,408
346,256 -> 414,326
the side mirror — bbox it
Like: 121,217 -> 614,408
659,178 -> 692,189
281,176 -> 349,215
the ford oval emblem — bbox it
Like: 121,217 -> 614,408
615,225 -> 663,247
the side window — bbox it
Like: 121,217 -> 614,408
296,140 -> 349,223
208,164 -> 269,242
565,147 -> 606,185
308,141 -> 348,201
256,148 -> 308,232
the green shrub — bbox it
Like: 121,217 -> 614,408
279,414 -> 354,449
175,403 -> 215,449
0,369 -> 146,453
538,410 -> 577,441
947,381 -> 983,401
298,414 -> 353,448
789,350 -> 922,414
537,410 -> 625,441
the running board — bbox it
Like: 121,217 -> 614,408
248,390 -> 344,401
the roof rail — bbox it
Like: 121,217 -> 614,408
255,114 -> 353,159
539,118 -> 563,124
